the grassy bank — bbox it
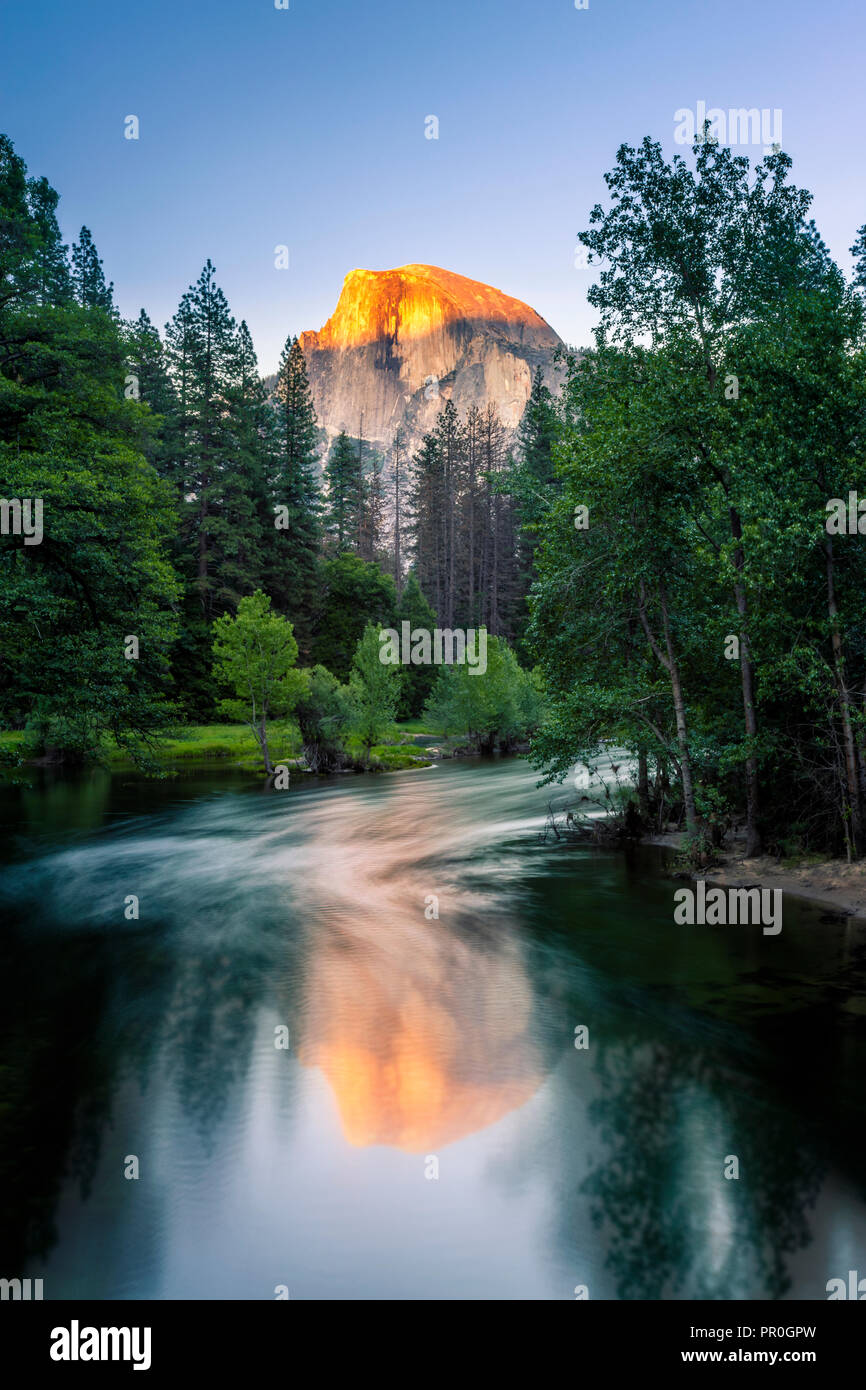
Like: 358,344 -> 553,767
138,723 -> 302,768
0,723 -> 437,774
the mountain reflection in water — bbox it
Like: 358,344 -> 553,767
283,765 -> 543,1151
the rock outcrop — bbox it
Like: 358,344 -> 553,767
298,263 -> 563,457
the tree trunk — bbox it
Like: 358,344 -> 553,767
857,676 -> 866,808
468,420 -> 476,621
446,437 -> 456,627
638,581 -> 698,834
654,757 -> 669,833
490,494 -> 500,634
825,536 -> 862,857
198,486 -> 208,614
637,747 -> 650,821
660,589 -> 698,835
729,507 -> 761,855
259,719 -> 274,777
393,436 -> 402,595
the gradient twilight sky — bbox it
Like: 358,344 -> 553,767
3,0 -> 864,373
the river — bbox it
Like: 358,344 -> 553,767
1,755 -> 864,1300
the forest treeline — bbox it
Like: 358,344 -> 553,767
0,132 -> 538,773
533,136 -> 866,860
3,128 -> 866,858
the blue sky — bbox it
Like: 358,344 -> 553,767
3,0 -> 864,372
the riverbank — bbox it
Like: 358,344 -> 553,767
0,723 -> 440,775
648,831 -> 866,920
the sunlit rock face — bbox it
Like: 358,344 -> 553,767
298,264 -> 563,456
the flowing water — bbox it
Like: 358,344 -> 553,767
1,756 -> 865,1300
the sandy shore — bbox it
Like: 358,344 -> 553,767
646,833 -> 866,919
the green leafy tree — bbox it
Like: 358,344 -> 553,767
529,343 -> 709,833
575,134 -> 826,854
211,590 -> 303,775
348,623 -> 403,765
720,272 -> 866,854
424,635 -> 541,752
530,145 -> 866,857
311,553 -> 397,681
294,664 -> 351,772
0,136 -> 180,764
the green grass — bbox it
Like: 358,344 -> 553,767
367,744 -> 433,770
1,723 -> 434,775
125,722 -> 303,769
1,723 -> 302,772
156,726 -> 436,772
395,718 -> 437,736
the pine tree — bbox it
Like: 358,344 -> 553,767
270,335 -> 323,656
0,134 -> 42,314
123,311 -> 176,488
325,430 -> 365,551
435,400 -> 464,627
461,404 -> 483,625
408,400 -> 517,639
354,417 -> 376,558
390,427 -> 407,594
408,430 -> 445,617
479,402 -> 516,637
516,367 -> 558,499
395,571 -> 438,717
27,175 -> 71,306
71,226 -> 114,310
508,366 -> 560,648
126,310 -> 174,416
363,452 -> 385,561
216,318 -> 270,606
165,260 -> 238,618
163,264 -> 270,713
124,310 -> 177,477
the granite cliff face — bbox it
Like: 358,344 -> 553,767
298,264 -> 563,456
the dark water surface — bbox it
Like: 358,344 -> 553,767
1,756 -> 865,1300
